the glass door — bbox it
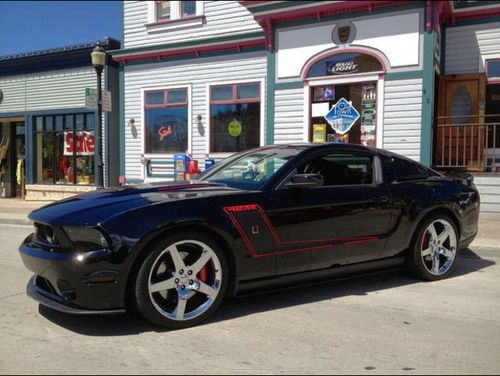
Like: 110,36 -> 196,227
310,82 -> 377,146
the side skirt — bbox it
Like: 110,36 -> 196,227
235,256 -> 405,296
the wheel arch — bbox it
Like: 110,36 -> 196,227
124,221 -> 238,310
410,205 -> 462,247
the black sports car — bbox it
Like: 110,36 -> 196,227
20,144 -> 480,329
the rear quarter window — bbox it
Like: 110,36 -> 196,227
394,157 -> 429,181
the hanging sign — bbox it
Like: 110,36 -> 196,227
324,98 -> 360,135
228,119 -> 242,137
64,131 -> 95,156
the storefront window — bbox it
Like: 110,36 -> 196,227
34,113 -> 95,185
144,88 -> 189,154
209,83 -> 260,153
310,82 -> 377,147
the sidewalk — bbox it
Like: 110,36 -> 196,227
0,198 -> 52,226
0,198 -> 498,246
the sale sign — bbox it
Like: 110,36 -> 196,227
64,131 -> 95,156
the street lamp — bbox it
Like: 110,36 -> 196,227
91,42 -> 106,188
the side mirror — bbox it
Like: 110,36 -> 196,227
285,174 -> 324,189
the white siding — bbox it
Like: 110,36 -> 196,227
274,88 -> 304,144
124,52 -> 267,181
123,1 -> 262,49
0,75 -> 26,112
474,176 -> 500,219
445,22 -> 500,74
383,78 -> 423,161
0,67 -> 96,113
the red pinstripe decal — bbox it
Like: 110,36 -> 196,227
223,204 -> 379,258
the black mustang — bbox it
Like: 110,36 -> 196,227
20,144 -> 480,329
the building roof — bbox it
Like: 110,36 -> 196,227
0,37 -> 120,77
0,37 -> 120,61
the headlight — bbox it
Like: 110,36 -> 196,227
63,227 -> 110,250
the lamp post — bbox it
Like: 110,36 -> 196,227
91,42 -> 106,188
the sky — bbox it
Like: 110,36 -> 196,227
0,1 -> 122,57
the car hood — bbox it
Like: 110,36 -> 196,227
28,181 -> 245,227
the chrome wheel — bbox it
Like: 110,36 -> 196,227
147,240 -> 222,321
420,219 -> 457,276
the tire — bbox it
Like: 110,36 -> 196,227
406,214 -> 459,281
133,232 -> 228,329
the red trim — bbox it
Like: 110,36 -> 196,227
451,7 -> 500,23
115,39 -> 266,64
144,103 -> 187,109
209,83 -> 261,104
210,99 -> 260,105
223,204 -> 379,258
425,0 -> 433,33
144,88 -> 188,107
253,1 -> 411,25
239,1 -> 273,6
300,48 -> 388,81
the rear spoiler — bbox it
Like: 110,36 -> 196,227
442,171 -> 475,187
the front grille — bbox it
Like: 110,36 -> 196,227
34,223 -> 59,245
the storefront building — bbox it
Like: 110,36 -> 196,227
0,39 -> 121,200
112,1 -> 500,218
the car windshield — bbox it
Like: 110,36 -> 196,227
198,147 -> 303,190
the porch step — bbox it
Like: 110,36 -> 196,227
473,176 -> 500,185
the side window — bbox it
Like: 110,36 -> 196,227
394,157 -> 429,181
298,153 -> 374,186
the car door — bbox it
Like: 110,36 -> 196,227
260,149 -> 396,275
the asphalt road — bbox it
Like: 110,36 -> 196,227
1,223 -> 499,375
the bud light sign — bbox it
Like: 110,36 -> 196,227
324,98 -> 360,135
327,60 -> 358,75
64,131 -> 95,156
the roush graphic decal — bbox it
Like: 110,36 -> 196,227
223,204 -> 378,258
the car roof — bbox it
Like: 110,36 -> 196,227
255,143 -> 429,167
258,142 -> 389,156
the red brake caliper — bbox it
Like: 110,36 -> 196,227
197,265 -> 208,283
422,232 -> 431,253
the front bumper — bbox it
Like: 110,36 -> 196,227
27,275 -> 125,315
19,234 -> 127,313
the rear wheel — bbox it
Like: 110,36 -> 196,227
407,215 -> 459,281
133,232 -> 228,329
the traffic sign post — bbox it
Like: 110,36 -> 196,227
85,88 -> 97,110
101,90 -> 112,112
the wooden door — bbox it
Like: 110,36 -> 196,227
435,73 -> 486,170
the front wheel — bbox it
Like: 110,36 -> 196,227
407,215 -> 459,281
133,232 -> 228,329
